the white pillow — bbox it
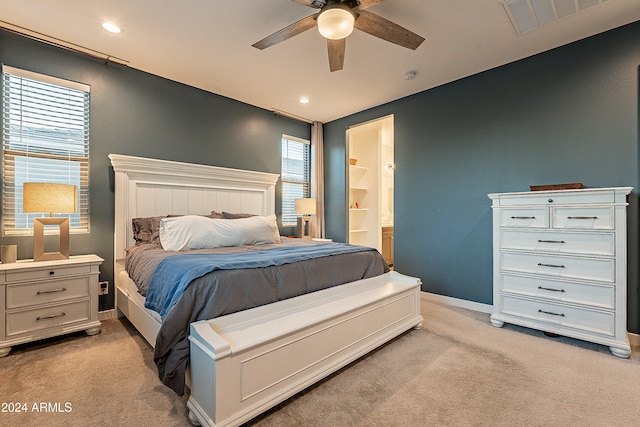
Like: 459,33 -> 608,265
159,214 -> 280,251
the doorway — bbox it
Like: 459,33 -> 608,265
346,115 -> 394,267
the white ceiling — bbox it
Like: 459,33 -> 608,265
1,0 -> 638,123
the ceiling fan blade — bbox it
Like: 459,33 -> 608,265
355,0 -> 387,11
252,14 -> 319,50
327,38 -> 346,72
290,0 -> 325,8
354,10 -> 425,50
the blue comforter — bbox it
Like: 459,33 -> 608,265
144,242 -> 376,320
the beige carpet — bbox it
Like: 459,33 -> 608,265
1,300 -> 638,427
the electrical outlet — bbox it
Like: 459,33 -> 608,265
99,281 -> 109,296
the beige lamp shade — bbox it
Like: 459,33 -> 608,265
23,182 -> 78,215
294,198 -> 317,215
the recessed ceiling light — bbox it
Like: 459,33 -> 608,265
102,22 -> 121,34
299,97 -> 310,104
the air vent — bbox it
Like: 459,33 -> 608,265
502,0 -> 608,35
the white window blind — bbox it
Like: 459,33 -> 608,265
2,65 -> 90,235
281,135 -> 310,226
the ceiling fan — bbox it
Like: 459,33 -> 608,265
252,0 -> 425,72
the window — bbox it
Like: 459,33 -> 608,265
281,135 -> 310,226
2,65 -> 90,235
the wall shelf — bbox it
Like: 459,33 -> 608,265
349,165 -> 368,173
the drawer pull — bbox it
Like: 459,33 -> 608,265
537,263 -> 565,268
36,312 -> 66,321
511,216 -> 536,219
538,309 -> 565,317
567,216 -> 598,220
49,271 -> 55,275
36,287 -> 67,295
537,239 -> 565,244
537,286 -> 566,293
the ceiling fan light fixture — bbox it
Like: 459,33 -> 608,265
317,4 -> 355,40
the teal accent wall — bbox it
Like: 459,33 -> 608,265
0,30 -> 310,310
324,21 -> 640,333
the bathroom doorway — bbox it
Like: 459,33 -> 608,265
346,115 -> 394,267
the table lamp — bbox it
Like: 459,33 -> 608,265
23,182 -> 77,261
295,198 -> 316,239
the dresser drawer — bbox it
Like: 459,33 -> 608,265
497,191 -> 615,207
6,277 -> 90,309
500,208 -> 549,228
501,296 -> 614,337
500,230 -> 614,256
552,207 -> 614,230
5,264 -> 93,283
6,300 -> 91,337
501,275 -> 614,309
501,252 -> 614,283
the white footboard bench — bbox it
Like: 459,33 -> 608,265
187,271 -> 423,427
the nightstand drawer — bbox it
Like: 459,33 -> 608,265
6,264 -> 92,283
6,277 -> 90,309
6,300 -> 91,337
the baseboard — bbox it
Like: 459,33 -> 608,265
420,291 -> 492,314
98,309 -> 116,321
420,292 -> 640,347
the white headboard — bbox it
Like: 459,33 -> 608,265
109,154 -> 279,260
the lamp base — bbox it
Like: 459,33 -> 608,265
297,216 -> 312,240
33,217 -> 69,262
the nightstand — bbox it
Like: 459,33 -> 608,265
0,254 -> 103,357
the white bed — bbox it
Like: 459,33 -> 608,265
109,154 -> 423,427
110,153 -> 281,347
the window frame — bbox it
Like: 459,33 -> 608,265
2,65 -> 90,237
281,134 -> 311,227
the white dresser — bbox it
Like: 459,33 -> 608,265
488,187 -> 632,357
0,254 -> 103,357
